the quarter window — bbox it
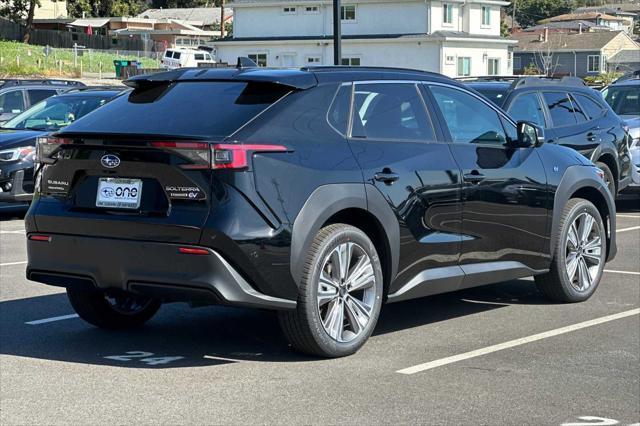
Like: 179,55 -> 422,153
507,93 -> 546,127
573,94 -> 605,120
443,4 -> 453,24
430,85 -> 507,145
350,83 -> 434,141
328,84 -> 352,135
248,53 -> 268,67
341,5 -> 356,21
543,92 -> 577,127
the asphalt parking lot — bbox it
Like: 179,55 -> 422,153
1,201 -> 638,425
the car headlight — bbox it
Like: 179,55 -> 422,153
0,146 -> 35,162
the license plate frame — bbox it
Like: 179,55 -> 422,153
96,178 -> 143,210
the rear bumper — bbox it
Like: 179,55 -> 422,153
26,234 -> 296,310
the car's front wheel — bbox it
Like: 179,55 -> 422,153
67,288 -> 161,329
279,224 -> 384,357
535,198 -> 606,303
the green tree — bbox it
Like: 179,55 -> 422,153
0,0 -> 41,42
66,0 -> 145,17
506,0 -> 573,29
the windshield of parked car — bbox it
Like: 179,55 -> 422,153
2,93 -> 114,131
602,85 -> 640,116
473,88 -> 508,107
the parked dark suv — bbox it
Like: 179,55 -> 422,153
26,66 -> 616,357
463,76 -> 632,196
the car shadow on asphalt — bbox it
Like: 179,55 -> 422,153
0,279 -> 547,368
616,198 -> 640,213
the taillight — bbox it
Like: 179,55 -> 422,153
36,136 -> 71,164
178,247 -> 210,255
150,141 -> 288,170
29,234 -> 51,242
150,141 -> 210,169
211,144 -> 288,170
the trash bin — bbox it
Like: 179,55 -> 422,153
113,60 -> 130,78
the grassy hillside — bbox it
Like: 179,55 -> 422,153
0,40 -> 160,77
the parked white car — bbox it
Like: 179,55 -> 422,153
161,48 -> 216,69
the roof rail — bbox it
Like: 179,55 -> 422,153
302,65 -> 443,77
61,85 -> 127,93
456,75 -> 546,82
512,76 -> 586,89
0,79 -> 85,89
615,70 -> 640,82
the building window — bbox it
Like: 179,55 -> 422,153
304,6 -> 319,14
487,58 -> 500,75
457,57 -> 471,76
306,56 -> 322,64
443,4 -> 453,25
445,55 -> 455,65
513,56 -> 522,70
341,57 -> 361,66
587,55 -> 601,72
248,53 -> 268,67
283,6 -> 296,14
341,5 -> 356,21
482,6 -> 491,26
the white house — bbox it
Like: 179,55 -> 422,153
213,0 -> 516,77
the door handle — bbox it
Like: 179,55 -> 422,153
463,171 -> 485,184
374,171 -> 399,184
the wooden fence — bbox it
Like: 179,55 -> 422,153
0,18 -> 145,51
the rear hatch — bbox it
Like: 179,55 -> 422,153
33,79 -> 293,243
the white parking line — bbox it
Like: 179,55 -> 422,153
396,308 -> 640,375
604,269 -> 640,276
617,225 -> 640,233
616,214 -> 640,219
0,261 -> 27,267
25,314 -> 79,325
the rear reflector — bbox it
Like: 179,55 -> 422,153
178,247 -> 210,255
29,234 -> 51,242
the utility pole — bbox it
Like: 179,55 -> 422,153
220,0 -> 226,38
333,0 -> 342,65
511,0 -> 516,33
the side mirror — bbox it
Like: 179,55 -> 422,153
516,121 -> 545,148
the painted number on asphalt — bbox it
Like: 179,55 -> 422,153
103,351 -> 184,366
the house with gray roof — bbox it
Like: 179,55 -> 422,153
137,7 -> 233,30
511,30 -> 639,77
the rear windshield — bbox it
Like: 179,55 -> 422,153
473,88 -> 508,107
60,81 -> 290,138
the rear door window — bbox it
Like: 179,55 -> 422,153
543,92 -> 577,127
28,89 -> 58,106
573,93 -> 605,120
350,83 -> 435,141
507,92 -> 546,127
61,82 -> 291,138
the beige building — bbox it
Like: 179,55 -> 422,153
34,0 -> 68,19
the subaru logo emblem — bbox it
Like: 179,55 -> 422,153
101,154 -> 120,169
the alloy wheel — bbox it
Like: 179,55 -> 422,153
565,212 -> 603,292
317,242 -> 377,343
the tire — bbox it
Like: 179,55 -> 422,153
535,198 -> 606,303
596,161 -> 616,196
67,287 -> 161,330
279,224 -> 384,358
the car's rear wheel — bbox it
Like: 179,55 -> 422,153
67,287 -> 161,329
535,198 -> 606,303
279,224 -> 383,358
596,161 -> 616,196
